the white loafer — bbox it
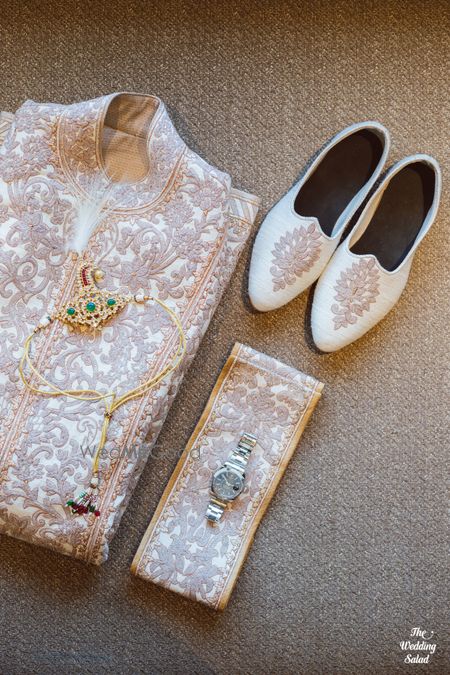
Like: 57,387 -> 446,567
311,154 -> 442,352
248,121 -> 390,311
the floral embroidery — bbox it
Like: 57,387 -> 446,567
58,96 -> 187,211
133,344 -> 321,608
270,222 -> 322,291
0,97 -> 258,564
331,258 -> 380,330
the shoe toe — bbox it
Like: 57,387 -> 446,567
248,241 -> 286,312
310,252 -> 373,352
310,280 -> 350,353
311,302 -> 351,353
249,208 -> 330,312
248,210 -> 293,311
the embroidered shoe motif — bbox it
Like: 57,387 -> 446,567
270,223 -> 322,292
331,258 -> 380,330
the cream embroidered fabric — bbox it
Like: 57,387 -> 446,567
132,342 -> 323,610
0,94 -> 259,564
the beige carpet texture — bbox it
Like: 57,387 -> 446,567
0,1 -> 448,673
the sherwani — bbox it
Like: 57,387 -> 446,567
0,94 -> 259,563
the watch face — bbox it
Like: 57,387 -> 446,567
212,467 -> 244,501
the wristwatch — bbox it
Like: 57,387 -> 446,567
206,432 -> 257,524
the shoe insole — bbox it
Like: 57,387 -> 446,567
351,162 -> 435,271
294,129 -> 383,236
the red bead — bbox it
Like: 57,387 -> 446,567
94,510 -> 100,517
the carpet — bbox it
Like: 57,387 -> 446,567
0,1 -> 448,673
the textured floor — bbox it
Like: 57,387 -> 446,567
0,1 -> 448,673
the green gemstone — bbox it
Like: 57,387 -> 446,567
106,298 -> 116,306
66,307 -> 76,316
86,302 -> 96,312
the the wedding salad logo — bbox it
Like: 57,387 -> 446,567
400,627 -> 437,664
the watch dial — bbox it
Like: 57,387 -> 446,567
212,468 -> 244,501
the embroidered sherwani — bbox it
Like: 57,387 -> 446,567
0,94 -> 259,563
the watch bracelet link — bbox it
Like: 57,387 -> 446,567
205,497 -> 228,523
226,432 -> 257,471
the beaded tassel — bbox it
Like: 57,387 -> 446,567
66,477 -> 101,517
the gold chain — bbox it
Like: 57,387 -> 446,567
18,256 -> 186,516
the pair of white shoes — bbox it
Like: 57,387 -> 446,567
249,122 -> 441,352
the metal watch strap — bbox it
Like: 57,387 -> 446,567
205,496 -> 228,523
225,432 -> 257,473
206,433 -> 257,523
